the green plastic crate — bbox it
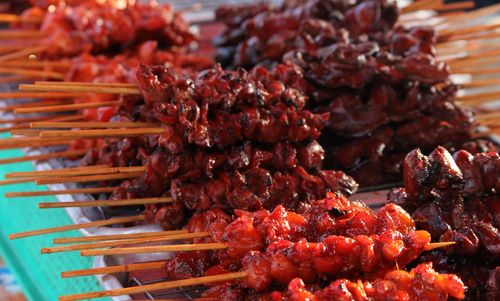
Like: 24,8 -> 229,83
0,139 -> 110,300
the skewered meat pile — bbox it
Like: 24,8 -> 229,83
212,0 -> 489,187
80,63 -> 358,229
261,263 -> 465,301
215,0 -> 398,69
157,192 -> 465,299
30,1 -> 196,58
389,146 -> 500,300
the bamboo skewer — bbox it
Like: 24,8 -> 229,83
0,91 -> 81,100
458,91 -> 500,103
62,261 -> 165,278
54,230 -> 189,244
0,115 -> 77,124
0,114 -> 87,134
0,13 -> 43,24
0,138 -> 82,150
80,242 -> 229,256
424,241 -> 456,251
15,101 -> 121,114
0,67 -> 64,79
449,55 -> 500,69
0,44 -> 40,54
59,272 -> 248,301
81,240 -> 455,257
0,60 -> 71,68
10,129 -> 40,136
0,177 -> 39,186
9,215 -> 145,239
453,67 -> 500,75
35,171 -> 144,185
41,232 -> 209,253
0,100 -> 73,112
0,75 -> 31,84
0,30 -> 43,39
19,83 -> 141,95
30,121 -> 156,129
0,45 -> 47,62
0,149 -> 87,165
0,124 -> 33,134
35,81 -> 136,88
439,23 -> 500,41
6,165 -> 145,178
477,112 -> 500,121
457,79 -> 500,88
5,186 -> 117,198
433,1 -> 474,12
39,128 -> 166,138
38,196 -> 172,208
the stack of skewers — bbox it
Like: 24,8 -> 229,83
0,0 -> 498,300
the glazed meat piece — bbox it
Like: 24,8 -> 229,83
389,147 -> 499,300
163,193 -> 428,286
37,1 -> 196,58
258,263 -> 465,301
215,0 -> 398,68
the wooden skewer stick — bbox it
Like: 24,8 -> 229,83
6,165 -> 142,178
59,271 -> 247,301
432,1 -> 474,12
0,60 -> 71,68
449,55 -> 500,69
42,232 -> 208,253
0,45 -> 47,62
61,261 -> 165,278
0,115 -> 87,134
0,115 -> 77,124
453,67 -> 500,75
81,240 -> 454,257
35,171 -> 144,185
0,100 -> 72,112
10,129 -> 40,136
54,230 -> 189,244
15,101 -> 120,114
0,30 -> 43,39
424,241 -> 456,251
458,91 -> 500,103
457,79 -> 500,88
401,0 -> 436,14
5,186 -> 117,198
0,148 -> 87,165
0,13 -> 43,23
0,75 -> 32,84
5,165 -> 106,180
9,215 -> 145,239
0,122 -> 34,134
0,177 -> 39,186
35,81 -> 136,88
19,83 -> 141,95
0,67 -> 64,80
39,128 -> 166,138
0,91 -> 81,100
477,112 -> 500,121
439,22 -> 500,40
0,138 -> 87,150
38,196 -> 172,209
0,44 -> 39,54
443,48 -> 500,63
80,242 -> 228,256
0,124 -> 31,134
30,121 -> 156,129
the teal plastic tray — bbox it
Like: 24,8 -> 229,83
0,137 -> 109,300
